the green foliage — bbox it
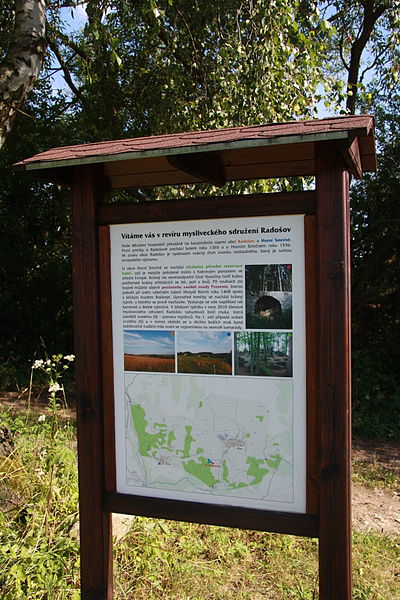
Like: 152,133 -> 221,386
0,355 -> 399,598
68,0 -> 330,139
0,358 -> 79,599
0,0 -> 15,63
259,364 -> 273,376
0,83 -> 76,385
351,111 -> 400,439
0,1 -> 399,441
320,0 -> 400,112
113,518 -> 399,599
0,0 -> 332,384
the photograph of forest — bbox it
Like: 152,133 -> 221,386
245,264 -> 293,329
177,331 -> 232,375
124,330 -> 175,373
234,332 -> 293,377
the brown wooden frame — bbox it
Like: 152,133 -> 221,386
72,166 -> 113,599
99,193 -> 318,532
316,143 -> 352,598
72,160 -> 352,599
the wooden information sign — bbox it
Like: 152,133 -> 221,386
15,116 -> 377,599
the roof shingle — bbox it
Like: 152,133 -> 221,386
14,116 -> 375,171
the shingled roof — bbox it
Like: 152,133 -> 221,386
14,115 -> 376,188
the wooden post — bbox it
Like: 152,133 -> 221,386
316,142 -> 352,599
72,165 -> 113,600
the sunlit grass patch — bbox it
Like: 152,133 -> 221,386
352,461 -> 399,492
114,521 -> 320,599
352,529 -> 400,599
0,405 -> 80,599
0,354 -> 399,599
113,518 -> 400,599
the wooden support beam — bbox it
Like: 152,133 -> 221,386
98,190 -> 316,225
105,493 -> 319,538
315,142 -> 352,599
167,151 -> 226,186
339,136 -> 363,179
304,215 -> 319,516
72,165 -> 113,600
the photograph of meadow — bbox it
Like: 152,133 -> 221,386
124,330 -> 175,372
177,331 -> 232,375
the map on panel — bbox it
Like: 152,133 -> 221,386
111,215 -> 306,512
124,373 -> 294,504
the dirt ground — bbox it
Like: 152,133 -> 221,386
1,391 -> 399,536
352,438 -> 400,536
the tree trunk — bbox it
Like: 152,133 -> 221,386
234,333 -> 239,374
345,0 -> 387,114
0,0 -> 47,147
287,333 -> 293,377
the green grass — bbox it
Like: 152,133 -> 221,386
0,406 -> 80,599
114,520 -> 318,599
352,461 -> 399,492
113,521 -> 399,599
0,396 -> 399,599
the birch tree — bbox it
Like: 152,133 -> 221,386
0,0 -> 47,147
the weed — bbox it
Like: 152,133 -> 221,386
0,355 -> 399,599
0,354 -> 79,599
352,461 -> 399,492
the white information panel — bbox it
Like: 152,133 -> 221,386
110,215 -> 306,513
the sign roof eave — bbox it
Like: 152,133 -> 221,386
18,130 -> 352,172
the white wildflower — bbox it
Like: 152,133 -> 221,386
32,359 -> 44,369
64,354 -> 75,362
38,414 -> 46,423
48,382 -> 62,393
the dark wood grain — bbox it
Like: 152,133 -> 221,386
72,166 -> 113,600
339,137 -> 362,179
315,142 -> 352,599
304,215 -> 319,515
73,162 -> 351,599
98,191 -> 315,224
99,226 -> 117,493
167,151 -> 226,186
101,141 -> 316,189
105,492 -> 318,538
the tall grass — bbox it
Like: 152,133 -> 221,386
177,354 -> 232,375
114,520 -> 399,599
0,356 -> 398,599
0,360 -> 80,598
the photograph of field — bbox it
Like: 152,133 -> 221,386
124,330 -> 175,373
177,331 -> 232,375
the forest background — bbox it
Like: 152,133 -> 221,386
0,0 -> 399,439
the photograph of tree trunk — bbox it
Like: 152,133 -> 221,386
245,265 -> 292,329
234,332 -> 293,377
